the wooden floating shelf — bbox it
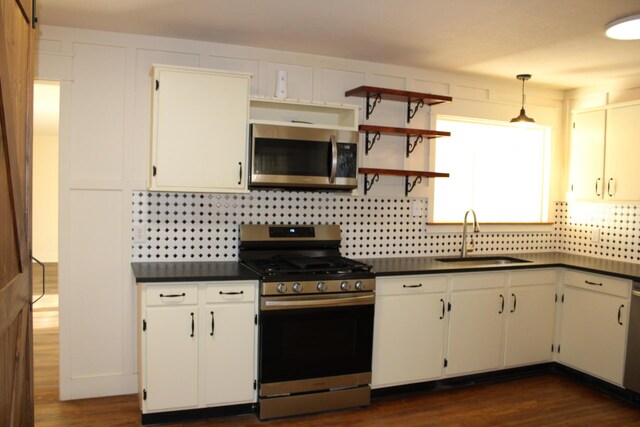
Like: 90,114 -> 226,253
359,168 -> 449,178
359,168 -> 449,196
359,124 -> 450,138
345,86 -> 452,106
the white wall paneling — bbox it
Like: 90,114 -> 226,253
36,23 -> 567,400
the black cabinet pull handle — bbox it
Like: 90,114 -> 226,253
439,298 -> 445,319
499,294 -> 504,314
190,312 -> 195,337
618,304 -> 624,325
219,290 -> 244,295
585,280 -> 603,287
160,292 -> 186,298
214,311 -> 216,336
403,284 -> 422,288
595,178 -> 601,197
238,162 -> 242,185
510,293 -> 517,313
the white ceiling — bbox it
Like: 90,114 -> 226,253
37,0 -> 640,89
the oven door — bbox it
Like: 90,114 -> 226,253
250,124 -> 358,190
259,292 -> 374,397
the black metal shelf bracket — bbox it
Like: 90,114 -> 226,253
405,176 -> 423,196
365,131 -> 381,155
406,134 -> 424,157
364,173 -> 380,195
407,98 -> 425,123
366,93 -> 382,120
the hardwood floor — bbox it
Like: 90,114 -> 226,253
32,264 -> 640,426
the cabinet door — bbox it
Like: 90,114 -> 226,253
372,293 -> 447,388
151,66 -> 250,192
504,284 -> 556,367
559,287 -> 628,385
145,306 -> 198,411
446,289 -> 504,376
568,110 -> 605,200
605,103 -> 640,201
204,303 -> 255,406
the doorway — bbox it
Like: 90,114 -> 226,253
32,80 -> 61,417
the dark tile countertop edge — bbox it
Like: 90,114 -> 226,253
357,252 -> 640,282
132,261 -> 260,283
131,253 -> 640,284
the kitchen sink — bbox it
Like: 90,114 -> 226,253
434,256 -> 531,267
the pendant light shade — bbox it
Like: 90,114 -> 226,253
511,74 -> 535,125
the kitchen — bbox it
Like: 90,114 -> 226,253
4,0 -> 640,425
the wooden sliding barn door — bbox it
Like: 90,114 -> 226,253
0,0 -> 35,425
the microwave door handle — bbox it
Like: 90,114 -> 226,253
329,135 -> 337,183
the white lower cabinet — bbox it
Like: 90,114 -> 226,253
372,275 -> 447,388
558,271 -> 630,386
204,282 -> 256,406
504,270 -> 557,367
139,280 -> 257,414
145,304 -> 199,411
446,286 -> 505,376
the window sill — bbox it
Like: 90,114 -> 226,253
426,222 -> 555,233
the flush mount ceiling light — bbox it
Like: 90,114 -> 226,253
605,13 -> 640,40
510,74 -> 535,125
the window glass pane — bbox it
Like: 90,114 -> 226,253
433,117 -> 549,223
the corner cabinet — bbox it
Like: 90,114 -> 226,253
149,65 -> 251,193
569,102 -> 640,201
138,280 -> 258,416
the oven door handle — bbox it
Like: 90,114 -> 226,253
329,135 -> 337,184
261,293 -> 374,310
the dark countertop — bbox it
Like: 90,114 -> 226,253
358,252 -> 640,282
132,253 -> 640,284
132,261 -> 260,283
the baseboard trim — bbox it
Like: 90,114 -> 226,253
141,403 -> 254,425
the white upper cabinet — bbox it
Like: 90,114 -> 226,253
568,110 -> 606,200
149,65 -> 251,193
569,102 -> 640,201
604,103 -> 640,201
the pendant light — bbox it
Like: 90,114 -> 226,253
605,13 -> 640,40
510,74 -> 535,125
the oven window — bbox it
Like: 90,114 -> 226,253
260,304 -> 374,384
253,138 -> 331,177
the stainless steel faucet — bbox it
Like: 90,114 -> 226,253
461,209 -> 480,258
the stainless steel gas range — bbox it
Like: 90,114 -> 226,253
239,224 -> 375,420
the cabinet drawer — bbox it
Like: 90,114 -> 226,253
376,275 -> 447,296
206,281 -> 256,303
510,269 -> 558,287
145,283 -> 198,306
450,271 -> 506,291
563,270 -> 630,298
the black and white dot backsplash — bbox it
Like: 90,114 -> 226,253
131,192 -> 640,263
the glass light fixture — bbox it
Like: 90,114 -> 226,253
510,74 -> 535,125
605,13 -> 640,40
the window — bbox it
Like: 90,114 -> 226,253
431,116 -> 550,223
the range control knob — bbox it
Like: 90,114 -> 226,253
355,281 -> 364,291
317,282 -> 327,292
292,283 -> 303,293
276,283 -> 287,294
340,281 -> 351,291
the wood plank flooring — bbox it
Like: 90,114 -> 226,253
32,264 -> 640,426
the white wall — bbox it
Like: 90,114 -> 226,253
35,25 -> 566,400
33,133 -> 59,262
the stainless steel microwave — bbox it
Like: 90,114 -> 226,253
249,124 -> 359,190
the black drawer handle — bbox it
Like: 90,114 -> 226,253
160,292 -> 186,298
219,290 -> 244,295
618,304 -> 624,326
510,293 -> 517,313
585,280 -> 603,286
499,294 -> 505,314
403,284 -> 422,288
439,298 -> 445,319
190,312 -> 195,337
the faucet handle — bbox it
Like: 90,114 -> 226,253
467,236 -> 475,252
